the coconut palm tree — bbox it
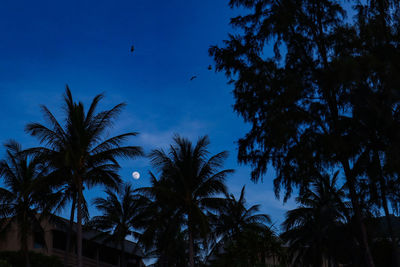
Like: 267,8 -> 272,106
136,174 -> 188,267
88,183 -> 144,267
213,186 -> 271,241
145,135 -> 233,267
207,186 -> 282,267
281,173 -> 352,267
25,87 -> 143,267
133,173 -> 183,267
0,141 -> 59,267
208,228 -> 282,267
53,181 -> 90,266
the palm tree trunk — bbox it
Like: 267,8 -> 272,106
120,240 -> 126,267
24,249 -> 30,267
21,235 -> 30,267
77,179 -> 83,267
64,196 -> 76,267
342,160 -> 375,267
188,223 -> 195,267
21,213 -> 30,267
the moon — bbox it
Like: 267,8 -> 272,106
132,171 -> 140,180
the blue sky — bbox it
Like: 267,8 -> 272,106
0,0 -> 296,226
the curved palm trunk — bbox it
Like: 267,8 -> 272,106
64,196 -> 76,267
77,179 -> 83,267
342,161 -> 375,267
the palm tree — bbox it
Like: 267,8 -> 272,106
0,141 -> 58,267
53,181 -> 90,267
213,186 -> 271,241
136,174 -> 188,267
207,186 -> 281,267
25,87 -> 143,267
145,135 -> 233,267
88,184 -> 144,267
281,173 -> 352,267
364,150 -> 400,267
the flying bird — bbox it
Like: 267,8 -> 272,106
190,75 -> 197,81
130,45 -> 135,53
208,65 -> 212,70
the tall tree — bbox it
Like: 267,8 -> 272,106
210,1 -> 400,265
145,135 -> 233,267
282,173 -> 352,267
89,184 -> 144,267
25,87 -> 143,267
136,175 -> 187,267
212,186 -> 271,244
351,2 -> 400,265
208,186 -> 281,267
0,141 -> 58,267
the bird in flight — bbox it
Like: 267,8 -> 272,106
190,75 -> 197,81
208,65 -> 212,70
130,45 -> 135,53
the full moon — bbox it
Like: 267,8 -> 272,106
132,171 -> 140,180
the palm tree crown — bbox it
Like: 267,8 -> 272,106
0,141 -> 57,267
89,184 -> 144,267
207,186 -> 280,267
282,173 -> 350,267
145,135 -> 234,267
25,87 -> 143,267
214,186 -> 271,239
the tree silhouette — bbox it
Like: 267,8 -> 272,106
143,135 -> 233,267
25,87 -> 143,267
0,141 -> 58,267
89,184 -> 144,267
210,1 -> 400,266
281,173 -> 352,266
136,174 -> 187,267
207,186 -> 282,267
212,186 -> 271,243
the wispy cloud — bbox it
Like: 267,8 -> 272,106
137,120 -> 209,150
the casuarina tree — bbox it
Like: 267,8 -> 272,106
210,1 -> 400,266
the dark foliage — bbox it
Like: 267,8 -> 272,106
0,142 -> 59,267
137,135 -> 233,267
88,183 -> 145,267
281,173 -> 356,266
207,186 -> 282,267
210,1 -> 400,266
25,87 -> 143,267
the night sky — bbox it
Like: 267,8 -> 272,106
0,0 -> 296,226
